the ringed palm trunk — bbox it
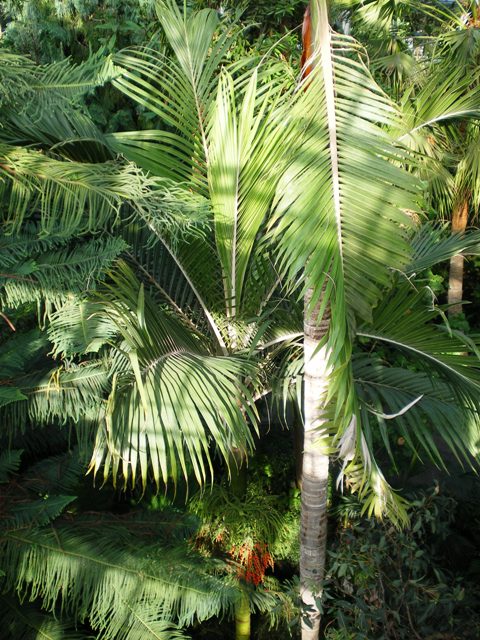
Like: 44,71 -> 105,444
300,289 -> 331,639
448,199 -> 469,316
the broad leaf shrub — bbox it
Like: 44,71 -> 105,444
321,490 -> 480,640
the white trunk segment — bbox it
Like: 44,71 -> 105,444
301,317 -> 331,640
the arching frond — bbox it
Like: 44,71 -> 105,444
354,356 -> 478,468
122,224 -> 216,343
273,31 -> 418,327
111,0 -> 235,184
341,279 -> 480,518
0,450 -> 22,482
48,299 -> 119,357
1,235 -> 128,312
2,106 -> 113,164
0,145 -> 151,235
359,282 -> 480,391
89,263 -> 258,490
271,8 -> 421,515
407,222 -> 480,274
208,69 -> 297,319
0,361 -> 108,435
0,517 -> 239,638
0,596 -> 86,640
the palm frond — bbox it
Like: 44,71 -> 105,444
110,0 -> 242,184
48,299 -> 119,357
407,222 -> 480,274
397,65 -> 480,141
354,356 -> 478,468
122,224 -> 215,342
338,279 -> 480,518
271,10 -> 420,509
1,361 -> 108,435
89,263 -> 258,490
273,30 -> 418,326
1,107 -> 112,164
358,281 -> 480,390
208,69 -> 296,320
20,449 -> 86,496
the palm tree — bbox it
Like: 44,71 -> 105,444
69,3 -> 480,637
0,46 -> 265,640
335,0 -> 480,319
271,2 -> 480,637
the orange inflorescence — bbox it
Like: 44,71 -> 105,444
229,542 -> 274,586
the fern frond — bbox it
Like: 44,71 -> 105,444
0,596 -> 86,640
0,450 -> 22,482
1,236 -> 128,312
7,495 -> 76,529
0,144 -> 150,235
0,520 -> 240,637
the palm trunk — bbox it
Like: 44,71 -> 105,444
293,399 -> 305,488
448,199 -> 468,316
300,289 -> 331,640
235,590 -> 251,640
229,449 -> 250,639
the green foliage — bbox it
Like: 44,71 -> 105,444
0,450 -> 22,482
0,596 -> 87,640
322,491 -> 480,639
191,483 -> 287,552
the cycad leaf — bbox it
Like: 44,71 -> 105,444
1,518 -> 240,638
0,596 -> 86,640
8,495 -> 76,529
0,450 -> 23,482
0,144 -> 150,235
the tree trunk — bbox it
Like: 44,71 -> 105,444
293,399 -> 304,488
235,590 -> 251,640
300,289 -> 331,640
229,450 -> 250,639
448,199 -> 468,316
